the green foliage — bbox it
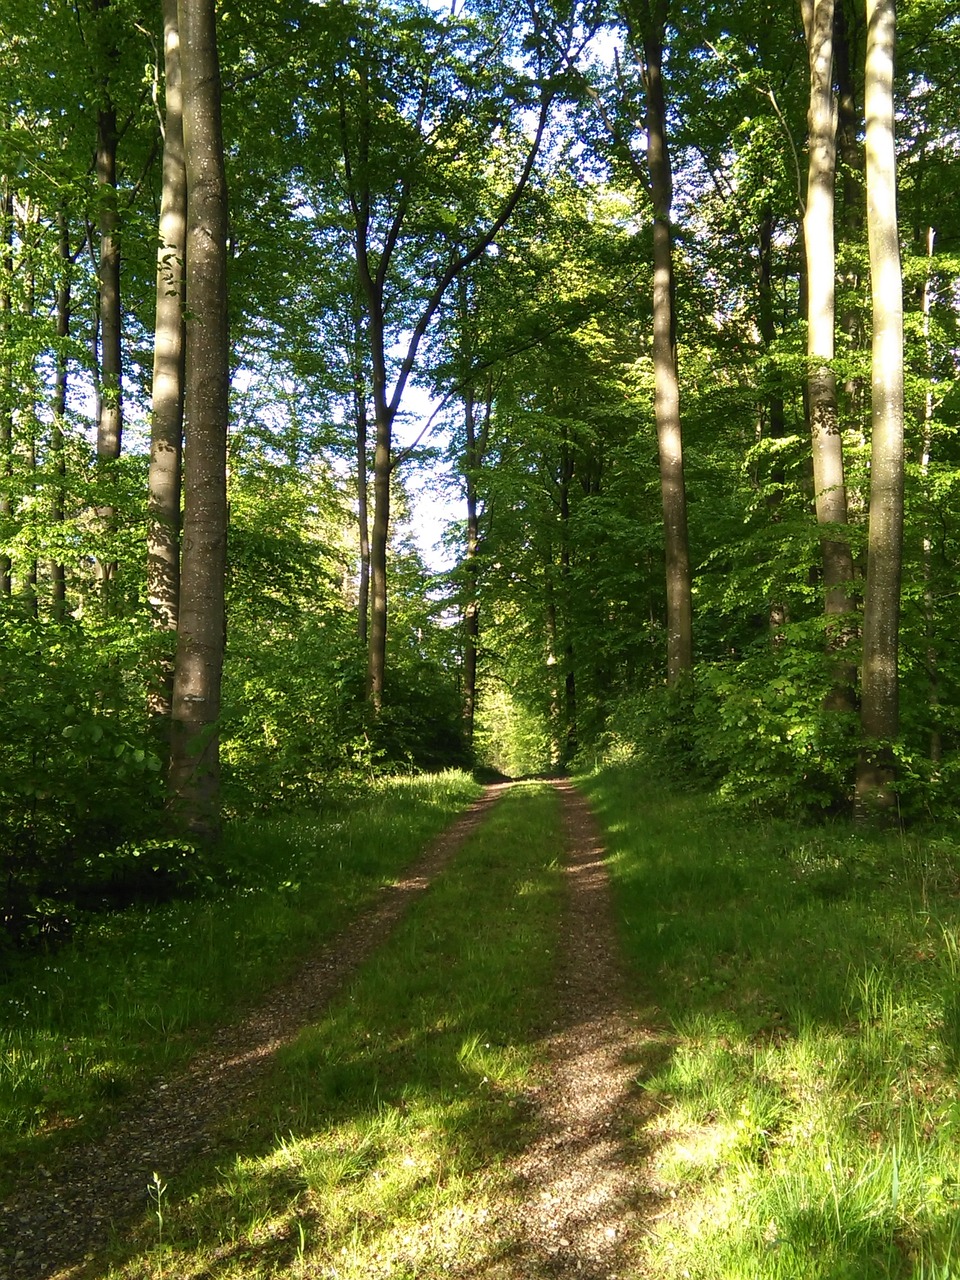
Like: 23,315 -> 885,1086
0,609 -> 167,945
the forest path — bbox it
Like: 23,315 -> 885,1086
478,778 -> 660,1280
0,783 -> 511,1280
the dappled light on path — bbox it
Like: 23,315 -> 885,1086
493,779 -> 664,1280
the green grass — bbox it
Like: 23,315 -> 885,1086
91,781 -> 563,1279
0,770 -> 482,1195
582,761 -> 960,1280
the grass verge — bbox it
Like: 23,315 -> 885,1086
582,761 -> 960,1280
91,781 -> 563,1279
0,771 -> 482,1195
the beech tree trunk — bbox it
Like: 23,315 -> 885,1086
638,1 -> 693,684
147,0 -> 187,716
168,0 -> 230,840
801,0 -> 856,708
856,0 -> 904,817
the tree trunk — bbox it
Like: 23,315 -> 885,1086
856,0 -> 904,818
638,2 -> 693,684
801,0 -> 856,708
95,100 -> 122,463
366,385 -> 392,713
462,385 -> 480,751
355,382 -> 370,645
0,180 -> 12,597
559,436 -> 577,764
758,205 -> 788,637
168,0 -> 230,841
92,1 -> 122,596
920,227 -> 940,765
545,585 -> 562,771
834,0 -> 865,421
51,210 -> 71,619
147,0 -> 187,716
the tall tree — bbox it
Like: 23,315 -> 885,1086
856,0 -> 904,815
302,0 -> 570,712
623,0 -> 694,684
801,0 -> 856,706
147,0 -> 186,716
168,0 -> 229,838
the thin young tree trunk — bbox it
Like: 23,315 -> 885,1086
636,0 -> 693,684
92,1 -> 122,596
22,207 -> 38,617
801,0 -> 856,708
51,210 -> 71,618
920,226 -> 940,764
545,584 -> 562,771
95,102 -> 122,463
462,385 -> 480,750
0,180 -> 12,597
356,383 -> 370,646
558,436 -> 577,763
366,350 -> 392,713
834,0 -> 865,421
147,0 -> 186,716
758,205 -> 788,638
856,0 -> 904,817
168,0 -> 230,840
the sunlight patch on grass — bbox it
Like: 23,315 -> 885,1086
0,771 -> 482,1194
582,762 -> 960,1280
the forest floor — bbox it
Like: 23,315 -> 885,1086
1,779 -> 659,1280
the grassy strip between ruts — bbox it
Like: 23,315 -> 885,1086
0,771 -> 483,1197
87,780 -> 564,1279
582,761 -> 960,1280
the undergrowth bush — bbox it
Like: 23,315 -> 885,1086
0,612 -> 168,947
601,623 -> 960,821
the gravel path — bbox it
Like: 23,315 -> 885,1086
1,778 -> 662,1280
0,784 -> 510,1280
482,778 -> 661,1280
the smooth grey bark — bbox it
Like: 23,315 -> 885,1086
635,0 -> 693,683
856,0 -> 904,816
147,0 -> 186,715
168,0 -> 230,840
801,0 -> 856,707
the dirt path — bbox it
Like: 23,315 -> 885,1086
0,784 -> 510,1280
481,778 -> 661,1280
